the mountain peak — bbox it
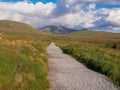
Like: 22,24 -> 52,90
39,25 -> 76,34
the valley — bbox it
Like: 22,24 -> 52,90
0,20 -> 120,90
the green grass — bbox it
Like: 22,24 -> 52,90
68,30 -> 120,43
0,20 -> 120,89
0,40 -> 50,90
0,20 -> 51,90
55,32 -> 120,87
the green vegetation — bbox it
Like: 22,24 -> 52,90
0,20 -> 50,90
0,20 -> 120,89
55,31 -> 120,87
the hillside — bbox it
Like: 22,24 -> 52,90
67,30 -> 120,42
39,25 -> 76,34
0,20 -> 120,89
68,30 -> 113,36
0,20 -> 52,40
55,30 -> 120,87
0,20 -> 50,90
0,20 -> 37,32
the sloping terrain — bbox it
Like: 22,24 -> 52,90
54,31 -> 120,87
47,43 -> 119,90
0,20 -> 120,90
68,30 -> 120,37
67,30 -> 120,43
39,25 -> 76,34
0,20 -> 50,90
0,20 -> 36,32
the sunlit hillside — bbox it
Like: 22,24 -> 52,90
0,20 -> 120,89
55,31 -> 120,87
0,20 -> 50,90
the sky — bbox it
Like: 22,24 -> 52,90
0,0 -> 120,32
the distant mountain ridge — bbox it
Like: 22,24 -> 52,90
39,25 -> 77,34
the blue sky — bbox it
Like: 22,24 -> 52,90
96,4 -> 120,9
0,0 -> 120,32
1,0 -> 120,8
32,0 -> 57,3
1,0 -> 57,3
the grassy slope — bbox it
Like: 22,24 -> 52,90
68,30 -> 120,43
0,20 -> 50,90
55,31 -> 120,87
1,20 -> 120,89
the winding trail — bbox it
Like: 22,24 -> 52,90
47,43 -> 119,90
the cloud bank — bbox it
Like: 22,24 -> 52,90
0,0 -> 120,32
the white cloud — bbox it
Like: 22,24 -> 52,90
65,0 -> 77,4
0,0 -> 119,32
0,2 -> 55,16
49,9 -> 98,28
60,0 -> 120,5
0,1 -> 55,27
113,27 -> 120,30
106,9 -> 120,26
88,3 -> 96,10
84,0 -> 120,5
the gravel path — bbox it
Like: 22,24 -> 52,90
47,43 -> 119,90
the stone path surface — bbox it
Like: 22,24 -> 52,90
47,43 -> 119,90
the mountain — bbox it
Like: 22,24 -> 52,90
0,20 -> 51,40
0,20 -> 37,33
39,25 -> 77,34
80,28 -> 89,31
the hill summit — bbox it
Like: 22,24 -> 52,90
0,20 -> 36,32
39,25 -> 76,34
